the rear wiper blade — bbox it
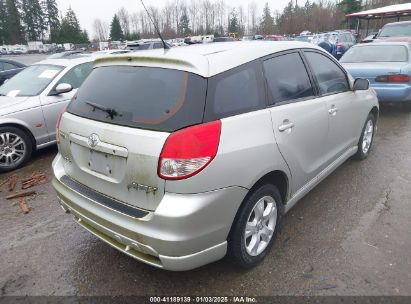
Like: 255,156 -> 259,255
84,101 -> 121,120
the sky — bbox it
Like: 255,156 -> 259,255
56,0 -> 292,38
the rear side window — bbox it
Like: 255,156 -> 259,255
204,61 -> 266,121
68,66 -> 207,132
304,51 -> 349,95
263,52 -> 314,104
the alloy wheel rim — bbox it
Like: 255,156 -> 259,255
244,195 -> 277,257
0,132 -> 26,168
362,120 -> 374,155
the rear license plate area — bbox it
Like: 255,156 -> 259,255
88,150 -> 114,176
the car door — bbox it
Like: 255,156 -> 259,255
40,62 -> 92,142
303,50 -> 361,162
264,51 -> 330,194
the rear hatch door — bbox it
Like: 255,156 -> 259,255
59,64 -> 207,211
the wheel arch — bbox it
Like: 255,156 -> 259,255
0,123 -> 37,150
370,106 -> 379,123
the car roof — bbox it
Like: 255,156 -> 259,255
94,41 -> 324,77
0,58 -> 26,66
384,20 -> 411,26
33,56 -> 93,68
353,41 -> 411,48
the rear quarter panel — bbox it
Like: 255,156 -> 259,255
165,109 -> 291,196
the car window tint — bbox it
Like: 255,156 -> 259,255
153,43 -> 163,49
3,62 -> 18,70
68,66 -> 207,132
57,62 -> 92,89
263,52 -> 314,104
205,61 -> 265,120
305,52 -> 349,95
138,44 -> 150,50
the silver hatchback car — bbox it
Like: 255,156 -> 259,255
52,42 -> 379,271
0,56 -> 93,172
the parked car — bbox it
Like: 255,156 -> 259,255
294,35 -> 314,43
48,51 -> 89,59
341,42 -> 411,110
265,35 -> 286,41
361,32 -> 379,43
377,21 -> 411,40
0,59 -> 26,85
0,56 -> 93,172
126,40 -> 172,50
213,37 -> 236,42
52,41 -> 378,271
313,31 -> 356,59
92,50 -> 131,56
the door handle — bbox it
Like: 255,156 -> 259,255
279,121 -> 295,132
328,106 -> 338,116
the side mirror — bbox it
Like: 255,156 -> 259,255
353,78 -> 370,91
54,83 -> 73,95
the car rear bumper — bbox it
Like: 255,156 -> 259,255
372,84 -> 411,103
52,154 -> 248,271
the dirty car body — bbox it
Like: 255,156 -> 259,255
52,42 -> 379,271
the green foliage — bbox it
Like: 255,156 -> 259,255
110,14 -> 123,41
57,8 -> 86,44
21,0 -> 45,41
228,8 -> 239,34
259,2 -> 274,35
42,0 -> 59,42
3,0 -> 24,44
178,9 -> 191,36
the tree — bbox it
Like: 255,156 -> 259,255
58,7 -> 83,43
259,2 -> 274,35
338,0 -> 362,28
228,8 -> 239,34
110,14 -> 123,41
21,0 -> 45,41
117,8 -> 130,36
178,8 -> 190,36
4,0 -> 24,44
41,0 -> 60,42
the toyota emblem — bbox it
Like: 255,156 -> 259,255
87,134 -> 100,148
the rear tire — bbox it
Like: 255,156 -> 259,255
227,184 -> 282,269
0,126 -> 32,173
355,113 -> 375,160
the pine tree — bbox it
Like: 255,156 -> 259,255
110,14 -> 123,41
0,0 -> 8,44
338,0 -> 362,28
4,0 -> 24,44
178,9 -> 190,36
41,0 -> 59,42
228,9 -> 239,34
21,0 -> 45,41
58,7 -> 83,43
260,3 -> 274,35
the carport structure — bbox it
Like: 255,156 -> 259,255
347,3 -> 411,36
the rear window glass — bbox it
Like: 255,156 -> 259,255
204,61 -> 266,121
379,23 -> 411,37
341,45 -> 408,63
68,66 -> 207,132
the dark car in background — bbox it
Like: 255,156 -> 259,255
313,31 -> 356,59
213,37 -> 236,42
0,59 -> 26,85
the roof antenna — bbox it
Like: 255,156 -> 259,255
140,0 -> 170,50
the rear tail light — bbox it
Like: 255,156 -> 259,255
375,74 -> 410,83
158,120 -> 221,180
336,42 -> 343,49
56,107 -> 67,144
